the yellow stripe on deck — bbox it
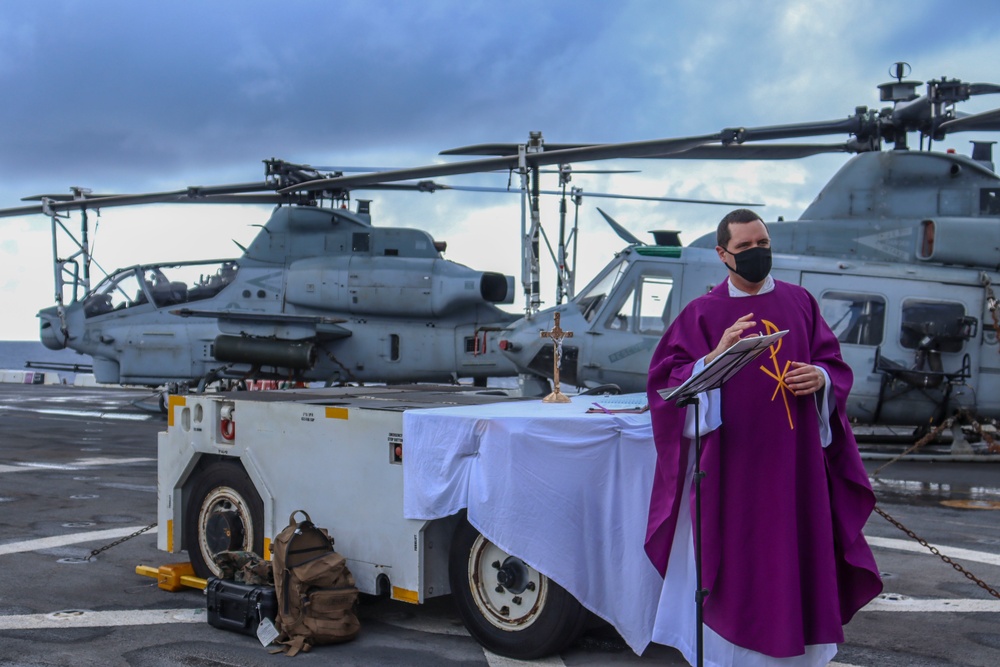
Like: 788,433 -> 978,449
325,407 -> 349,420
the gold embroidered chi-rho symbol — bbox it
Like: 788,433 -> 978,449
758,319 -> 795,430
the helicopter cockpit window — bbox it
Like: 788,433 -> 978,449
576,260 -> 630,323
899,299 -> 971,354
84,269 -> 145,317
820,292 -> 886,346
143,261 -> 239,308
981,188 -> 1000,216
638,276 -> 674,335
605,275 -> 675,334
604,287 -> 635,332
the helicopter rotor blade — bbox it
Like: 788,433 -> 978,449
969,83 -> 1000,97
937,107 -> 1000,134
281,116 -> 880,196
596,208 -> 644,246
442,142 -> 851,160
437,184 -> 762,207
0,178 -> 458,219
312,163 -> 638,176
278,134 -> 723,194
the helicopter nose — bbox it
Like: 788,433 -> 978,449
38,308 -> 67,350
499,315 -> 554,368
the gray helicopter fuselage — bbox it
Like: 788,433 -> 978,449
40,204 -> 519,387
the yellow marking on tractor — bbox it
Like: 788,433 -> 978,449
167,395 -> 186,427
392,586 -> 420,604
325,407 -> 349,420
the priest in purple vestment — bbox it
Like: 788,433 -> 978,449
645,209 -> 882,665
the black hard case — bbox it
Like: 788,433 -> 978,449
205,577 -> 278,636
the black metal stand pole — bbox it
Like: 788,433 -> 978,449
678,394 -> 706,667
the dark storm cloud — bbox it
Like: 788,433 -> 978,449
0,0 -> 657,192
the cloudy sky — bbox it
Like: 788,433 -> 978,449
1,0 -> 999,340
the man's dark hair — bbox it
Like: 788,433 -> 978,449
716,208 -> 766,248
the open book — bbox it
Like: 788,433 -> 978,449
657,329 -> 788,403
586,392 -> 649,414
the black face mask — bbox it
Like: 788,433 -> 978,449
724,246 -> 772,284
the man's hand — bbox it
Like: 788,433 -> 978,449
786,361 -> 825,396
705,313 -> 756,364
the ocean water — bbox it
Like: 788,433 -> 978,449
0,340 -> 88,383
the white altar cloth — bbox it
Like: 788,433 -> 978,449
402,395 -> 662,654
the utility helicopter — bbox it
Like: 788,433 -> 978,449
284,64 -> 1000,431
0,159 -> 747,398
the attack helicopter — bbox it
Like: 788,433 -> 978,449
0,160 -> 523,392
283,64 -> 1000,430
0,158 -> 743,396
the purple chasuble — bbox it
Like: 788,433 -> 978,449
645,279 -> 882,658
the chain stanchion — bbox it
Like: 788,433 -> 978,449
874,506 -> 1000,599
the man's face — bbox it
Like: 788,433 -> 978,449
716,219 -> 770,264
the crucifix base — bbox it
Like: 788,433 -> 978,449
542,390 -> 572,403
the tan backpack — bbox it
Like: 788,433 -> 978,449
269,510 -> 360,656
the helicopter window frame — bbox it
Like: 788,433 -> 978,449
83,268 -> 148,318
899,298 -> 970,354
352,232 -> 371,253
599,271 -> 675,335
981,188 -> 1000,216
141,260 -> 240,309
603,285 -> 636,332
818,291 -> 886,347
575,259 -> 630,324
637,274 -> 675,336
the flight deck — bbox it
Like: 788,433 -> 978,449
0,383 -> 997,666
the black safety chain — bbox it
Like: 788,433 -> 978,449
321,348 -> 358,383
85,522 -> 157,561
874,506 -> 1000,599
965,412 -> 1000,453
870,419 -> 951,477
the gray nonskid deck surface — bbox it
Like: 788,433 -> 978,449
0,384 -> 997,666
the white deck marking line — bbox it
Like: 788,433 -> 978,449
0,525 -> 158,556
862,596 -> 1000,613
868,536 -> 1000,566
484,650 -> 566,667
0,457 -> 155,474
829,663 -> 865,667
0,405 -> 153,421
0,608 -> 203,630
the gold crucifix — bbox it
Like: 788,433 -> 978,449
540,311 -> 573,403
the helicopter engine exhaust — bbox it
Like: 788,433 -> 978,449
213,335 -> 317,370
